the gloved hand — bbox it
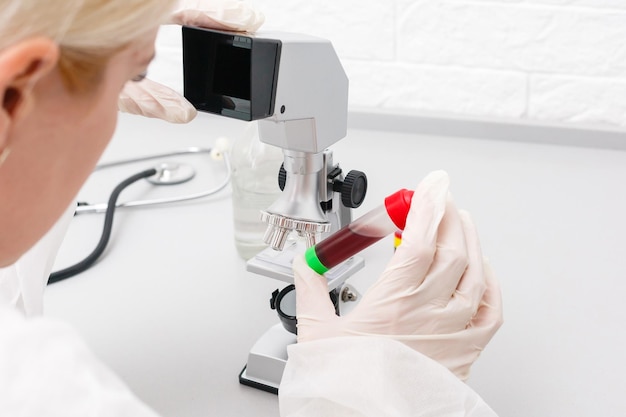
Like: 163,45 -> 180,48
117,78 -> 198,124
293,170 -> 503,381
168,0 -> 265,31
117,0 -> 264,123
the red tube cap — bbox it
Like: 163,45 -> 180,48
384,189 -> 414,230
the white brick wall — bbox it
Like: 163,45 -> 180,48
248,0 -> 626,129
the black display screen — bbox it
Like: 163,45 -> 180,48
182,26 -> 281,121
212,43 -> 251,100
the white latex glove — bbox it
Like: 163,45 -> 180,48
118,0 -> 264,123
168,0 -> 265,32
293,170 -> 503,381
118,77 -> 197,124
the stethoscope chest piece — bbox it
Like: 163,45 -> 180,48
146,162 -> 196,185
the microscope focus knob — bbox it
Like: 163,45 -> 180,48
339,170 -> 367,208
278,163 -> 287,191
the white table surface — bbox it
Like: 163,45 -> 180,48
46,112 -> 626,417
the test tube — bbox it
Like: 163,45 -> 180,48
305,189 -> 414,274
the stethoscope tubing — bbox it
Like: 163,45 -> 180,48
74,146 -> 231,215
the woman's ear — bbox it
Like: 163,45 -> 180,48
0,37 -> 59,152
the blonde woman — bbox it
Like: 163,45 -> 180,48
0,1 -> 502,416
0,1 -> 261,415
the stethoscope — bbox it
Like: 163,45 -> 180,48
49,144 -> 231,284
74,145 -> 231,215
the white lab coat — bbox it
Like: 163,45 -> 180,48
0,206 -> 161,416
0,208 -> 497,417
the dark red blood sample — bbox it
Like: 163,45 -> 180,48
315,226 -> 383,270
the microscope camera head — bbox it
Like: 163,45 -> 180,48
182,26 -> 349,153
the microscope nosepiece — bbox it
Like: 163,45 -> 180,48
261,211 -> 331,251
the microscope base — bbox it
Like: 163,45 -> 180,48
239,323 -> 297,394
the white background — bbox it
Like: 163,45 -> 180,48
246,0 -> 626,130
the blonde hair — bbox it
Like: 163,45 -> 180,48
0,0 -> 177,91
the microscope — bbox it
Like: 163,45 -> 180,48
182,27 -> 367,393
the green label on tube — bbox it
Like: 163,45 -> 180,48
305,246 -> 329,275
